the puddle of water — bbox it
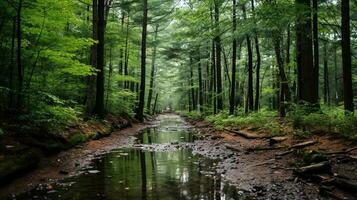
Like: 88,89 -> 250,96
13,115 -> 243,200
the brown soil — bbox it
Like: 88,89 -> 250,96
0,122 -> 149,199
187,117 -> 357,199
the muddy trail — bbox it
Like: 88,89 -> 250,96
1,113 -> 356,199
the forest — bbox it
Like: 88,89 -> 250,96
0,0 -> 357,199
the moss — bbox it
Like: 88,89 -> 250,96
67,133 -> 87,147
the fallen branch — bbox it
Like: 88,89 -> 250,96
224,128 -> 273,139
296,161 -> 331,174
325,147 -> 357,155
275,149 -> 295,157
269,136 -> 288,146
333,177 -> 357,192
290,140 -> 317,149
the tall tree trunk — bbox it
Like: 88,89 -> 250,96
242,4 -> 253,113
229,0 -> 237,115
124,12 -> 130,89
323,41 -> 330,105
119,12 -> 125,76
93,0 -> 105,117
198,52 -> 203,113
189,56 -> 196,110
210,7 -> 217,114
147,24 -> 159,113
153,93 -> 159,114
334,45 -> 339,105
274,36 -> 291,117
341,0 -> 354,113
105,45 -> 113,108
251,0 -> 261,111
86,0 -> 98,116
296,0 -> 317,106
135,0 -> 148,122
312,0 -> 319,104
214,0 -> 223,111
16,0 -> 23,110
8,17 -> 16,108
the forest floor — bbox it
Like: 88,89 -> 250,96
1,113 -> 357,199
185,116 -> 357,199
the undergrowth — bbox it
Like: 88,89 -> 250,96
182,105 -> 357,141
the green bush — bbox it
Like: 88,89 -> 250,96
19,93 -> 81,133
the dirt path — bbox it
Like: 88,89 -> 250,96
0,122 -> 149,199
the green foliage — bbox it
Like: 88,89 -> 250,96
181,111 -> 203,120
19,93 -> 81,133
205,109 -> 282,134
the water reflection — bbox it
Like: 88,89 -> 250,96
14,115 -> 242,200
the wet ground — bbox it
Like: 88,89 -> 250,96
6,114 -> 243,200
2,114 -> 356,199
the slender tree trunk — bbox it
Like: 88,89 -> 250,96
210,7 -> 217,114
242,5 -> 253,113
323,42 -> 330,105
135,0 -> 148,122
274,36 -> 291,117
153,93 -> 159,114
251,0 -> 261,111
229,0 -> 237,115
341,0 -> 354,113
312,0 -> 319,104
124,12 -> 130,89
119,12 -> 125,76
214,0 -> 223,111
93,0 -> 105,117
105,45 -> 113,108
147,24 -> 159,112
8,17 -> 16,108
296,0 -> 317,106
189,56 -> 196,110
198,52 -> 203,113
16,0 -> 23,110
334,45 -> 339,105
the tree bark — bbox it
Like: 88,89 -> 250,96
85,0 -> 98,116
323,42 -> 330,105
16,0 -> 23,110
153,93 -> 159,114
147,24 -> 159,113
93,0 -> 105,117
251,0 -> 261,111
198,51 -> 203,113
229,0 -> 237,115
189,56 -> 196,110
313,0 -> 319,104
135,0 -> 148,122
8,17 -> 16,108
296,0 -> 318,106
341,0 -> 354,113
214,0 -> 223,111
